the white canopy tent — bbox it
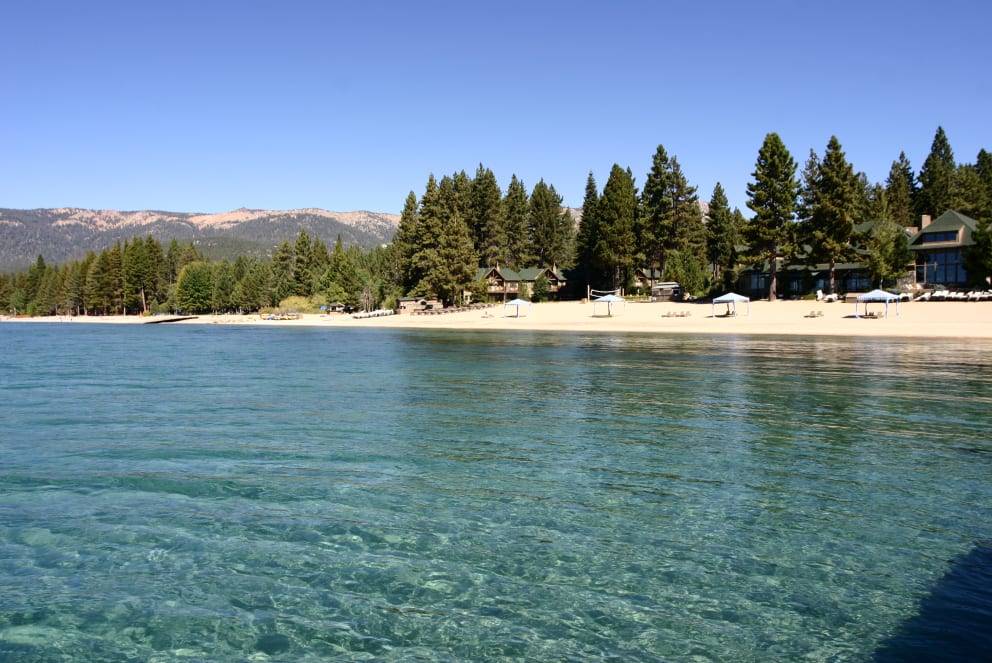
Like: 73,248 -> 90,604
592,294 -> 626,317
503,298 -> 531,317
712,292 -> 750,317
855,289 -> 900,317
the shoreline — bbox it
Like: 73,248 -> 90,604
5,299 -> 992,340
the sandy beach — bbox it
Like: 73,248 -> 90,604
7,299 -> 992,339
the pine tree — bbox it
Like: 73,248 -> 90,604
639,145 -> 675,275
575,172 -> 603,288
393,191 -> 420,291
211,260 -> 237,313
706,182 -> 738,287
293,229 -> 315,297
800,136 -> 861,294
865,220 -> 913,287
409,174 -> 478,306
177,261 -> 214,313
916,126 -> 956,218
886,152 -> 917,227
468,164 -> 505,267
639,146 -> 704,280
325,236 -> 360,307
502,175 -> 530,269
122,236 -> 155,314
271,240 -> 296,303
951,164 -> 990,222
528,179 -> 573,269
745,132 -> 799,301
598,164 -> 638,290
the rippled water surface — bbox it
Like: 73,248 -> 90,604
1,323 -> 991,661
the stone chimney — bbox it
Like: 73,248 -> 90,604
921,214 -> 932,228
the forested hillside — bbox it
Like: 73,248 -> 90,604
0,207 -> 399,273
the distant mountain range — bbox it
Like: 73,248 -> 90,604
0,207 -> 400,273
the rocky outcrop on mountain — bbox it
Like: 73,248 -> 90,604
0,207 -> 400,272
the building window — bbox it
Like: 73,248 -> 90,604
919,231 -> 958,244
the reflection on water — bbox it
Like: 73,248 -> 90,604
1,325 -> 990,661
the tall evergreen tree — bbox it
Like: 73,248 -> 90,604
951,164 -> 990,222
639,146 -> 704,280
639,145 -> 675,276
706,182 -> 738,287
468,164 -> 505,267
234,259 -> 273,312
597,164 -> 639,290
528,179 -> 573,269
800,136 -> 862,294
575,172 -> 604,288
885,152 -> 917,227
122,236 -> 156,314
211,260 -> 237,313
916,126 -> 956,218
393,191 -> 421,291
271,240 -> 296,303
176,261 -> 214,313
409,174 -> 478,306
744,132 -> 799,301
502,175 -> 530,269
293,229 -> 315,297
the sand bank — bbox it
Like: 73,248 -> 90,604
8,299 -> 992,340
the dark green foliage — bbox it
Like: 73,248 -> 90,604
531,273 -> 550,302
951,164 -> 990,222
639,145 -> 705,283
528,180 -> 574,269
799,136 -> 862,294
886,152 -> 918,227
865,220 -> 913,286
597,165 -> 639,289
270,240 -> 296,303
964,218 -> 992,286
745,132 -> 800,301
211,261 -> 237,313
406,174 -> 478,307
575,172 -> 603,287
916,126 -> 956,219
467,165 -> 505,267
706,182 -> 738,285
176,262 -> 214,313
502,175 -> 530,269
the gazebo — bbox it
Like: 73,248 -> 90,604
592,294 -> 626,317
712,292 -> 750,317
855,289 -> 900,318
503,298 -> 531,317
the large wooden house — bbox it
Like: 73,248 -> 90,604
472,265 -> 567,302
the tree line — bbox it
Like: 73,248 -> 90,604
4,126 -> 991,315
0,233 -> 401,317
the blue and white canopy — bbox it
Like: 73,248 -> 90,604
855,289 -> 900,317
503,298 -> 531,317
711,292 -> 750,317
593,294 -> 626,317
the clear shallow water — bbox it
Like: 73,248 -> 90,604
1,323 -> 991,662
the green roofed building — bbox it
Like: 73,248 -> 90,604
908,210 -> 978,287
473,265 -> 566,302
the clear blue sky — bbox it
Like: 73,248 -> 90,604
2,0 -> 989,215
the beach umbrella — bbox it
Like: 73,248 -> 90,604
593,294 -> 626,317
855,289 -> 900,318
711,292 -> 750,317
504,298 -> 531,317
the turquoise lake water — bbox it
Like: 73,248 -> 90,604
1,323 -> 991,662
